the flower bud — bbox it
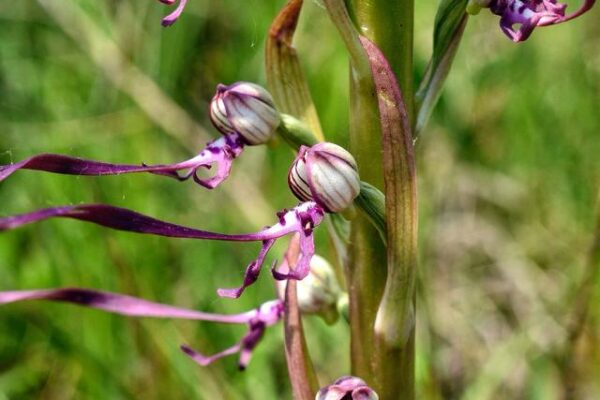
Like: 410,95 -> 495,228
295,254 -> 342,324
209,82 -> 281,146
288,142 -> 360,213
316,376 -> 379,400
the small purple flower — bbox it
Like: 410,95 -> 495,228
159,0 -> 189,27
0,201 -> 325,297
468,0 -> 595,42
0,82 -> 279,190
288,142 -> 360,213
316,376 -> 379,400
0,287 -> 283,369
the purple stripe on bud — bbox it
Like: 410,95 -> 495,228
210,82 -> 281,146
0,287 -> 283,369
0,132 -> 244,189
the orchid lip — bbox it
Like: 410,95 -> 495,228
0,132 -> 244,190
0,201 -> 325,298
0,287 -> 283,369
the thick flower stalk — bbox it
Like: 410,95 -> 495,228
0,202 -> 324,298
0,82 -> 280,190
0,287 -> 282,369
467,0 -> 595,41
158,0 -> 189,26
316,376 -> 379,400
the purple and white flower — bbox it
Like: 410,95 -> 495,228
316,376 -> 379,400
467,0 -> 595,41
0,82 -> 279,190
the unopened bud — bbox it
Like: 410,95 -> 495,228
209,82 -> 281,145
296,255 -> 342,324
316,376 -> 379,400
288,142 -> 360,213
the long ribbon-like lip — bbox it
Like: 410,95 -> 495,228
0,287 -> 283,369
0,201 -> 324,298
0,133 -> 244,189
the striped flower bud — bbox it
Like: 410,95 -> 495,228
288,142 -> 360,213
209,82 -> 281,145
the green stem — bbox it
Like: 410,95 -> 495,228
345,1 -> 415,399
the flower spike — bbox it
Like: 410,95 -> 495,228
0,202 -> 325,297
0,287 -> 283,369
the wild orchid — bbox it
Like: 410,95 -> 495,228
2,0 -> 597,398
467,0 -> 596,41
0,82 -> 279,190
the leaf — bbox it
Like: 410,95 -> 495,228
359,35 -> 417,347
415,0 -> 468,135
265,0 -> 324,140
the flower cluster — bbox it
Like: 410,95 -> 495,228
0,80 -> 362,370
467,0 -> 595,41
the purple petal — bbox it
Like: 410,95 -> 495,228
0,204 -> 278,241
180,343 -> 242,366
161,0 -> 189,26
217,239 -> 277,298
0,134 -> 243,189
180,300 -> 283,369
271,229 -> 314,281
0,287 -> 254,323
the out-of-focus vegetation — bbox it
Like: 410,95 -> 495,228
0,1 -> 599,399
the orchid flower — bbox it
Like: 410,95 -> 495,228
0,202 -> 325,298
0,82 -> 280,190
316,376 -> 379,400
467,0 -> 595,41
0,287 -> 282,369
158,0 -> 189,26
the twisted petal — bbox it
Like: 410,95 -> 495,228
0,286 -> 283,369
161,0 -> 189,26
0,202 -> 325,296
0,287 -> 253,323
181,300 -> 283,369
0,133 -> 243,189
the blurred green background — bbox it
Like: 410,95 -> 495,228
1,1 -> 599,399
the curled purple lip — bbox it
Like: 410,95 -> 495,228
0,132 -> 244,190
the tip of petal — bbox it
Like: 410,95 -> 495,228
217,287 -> 242,299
